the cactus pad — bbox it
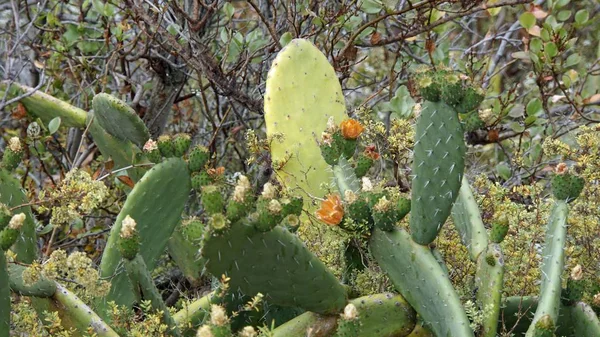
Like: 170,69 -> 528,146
200,220 -> 347,314
410,100 -> 466,244
99,158 -> 190,308
264,38 -> 348,202
370,228 -> 474,337
92,93 -> 150,147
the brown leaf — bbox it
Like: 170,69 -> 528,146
105,160 -> 114,171
488,129 -> 499,142
425,38 -> 436,54
370,31 -> 381,45
12,103 -> 28,119
92,167 -> 102,180
118,176 -> 135,188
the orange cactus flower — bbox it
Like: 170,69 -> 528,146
340,119 -> 364,140
316,194 -> 344,226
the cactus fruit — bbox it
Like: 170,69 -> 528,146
280,196 -> 303,217
440,73 -> 465,107
370,228 -> 474,337
192,171 -> 212,190
456,86 -> 485,114
410,100 -> 466,245
525,201 -> 569,337
371,196 -> 409,232
0,213 -> 25,251
490,216 -> 509,243
563,265 -> 585,305
181,218 -> 204,242
2,137 -> 23,171
533,315 -> 554,337
320,139 -> 342,166
346,193 -> 372,226
188,145 -> 210,172
254,199 -> 284,232
92,93 -> 150,147
354,154 -> 374,178
99,158 -> 190,309
282,214 -> 301,233
158,135 -> 176,158
143,139 -> 162,163
173,133 -> 191,157
118,215 -> 140,261
208,213 -> 229,234
264,38 -> 348,207
200,219 -> 348,314
551,164 -> 584,202
461,111 -> 485,132
201,185 -> 225,215
0,170 -> 37,263
0,204 -> 10,231
415,71 -> 443,102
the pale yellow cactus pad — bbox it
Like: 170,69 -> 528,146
264,38 -> 348,206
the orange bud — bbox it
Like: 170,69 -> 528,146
340,119 -> 364,140
364,145 -> 380,160
316,194 -> 344,226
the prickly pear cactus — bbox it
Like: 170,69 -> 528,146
92,93 -> 150,147
99,158 -> 190,309
410,100 -> 466,244
200,220 -> 348,314
264,38 -> 348,203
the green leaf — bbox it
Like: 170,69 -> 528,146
545,42 -> 558,58
540,28 -> 551,41
575,10 -> 589,24
564,53 -> 580,68
519,12 -> 536,29
509,121 -> 525,133
555,0 -> 570,8
48,117 -> 61,134
562,74 -> 571,88
279,32 -> 293,47
379,85 -> 416,118
530,38 -> 543,54
222,2 -> 235,19
557,10 -> 571,21
524,115 -> 537,126
359,0 -> 383,14
526,98 -> 542,116
496,163 -> 512,181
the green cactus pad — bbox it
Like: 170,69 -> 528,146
201,185 -> 224,215
551,173 -> 584,203
200,220 -> 347,314
88,114 -> 146,182
1,82 -> 87,128
0,251 -> 8,334
92,93 -> 150,147
264,38 -> 348,206
410,100 -> 466,245
354,155 -> 373,178
370,228 -> 474,337
192,171 -> 212,190
124,254 -> 180,336
451,178 -> 488,261
525,201 -> 568,337
271,293 -> 416,337
158,135 -> 176,158
0,204 -> 10,231
8,263 -> 56,297
456,86 -> 485,114
167,225 -> 203,284
118,235 -> 140,261
475,244 -> 505,337
99,158 -> 190,309
0,169 -> 37,263
563,278 -> 585,305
